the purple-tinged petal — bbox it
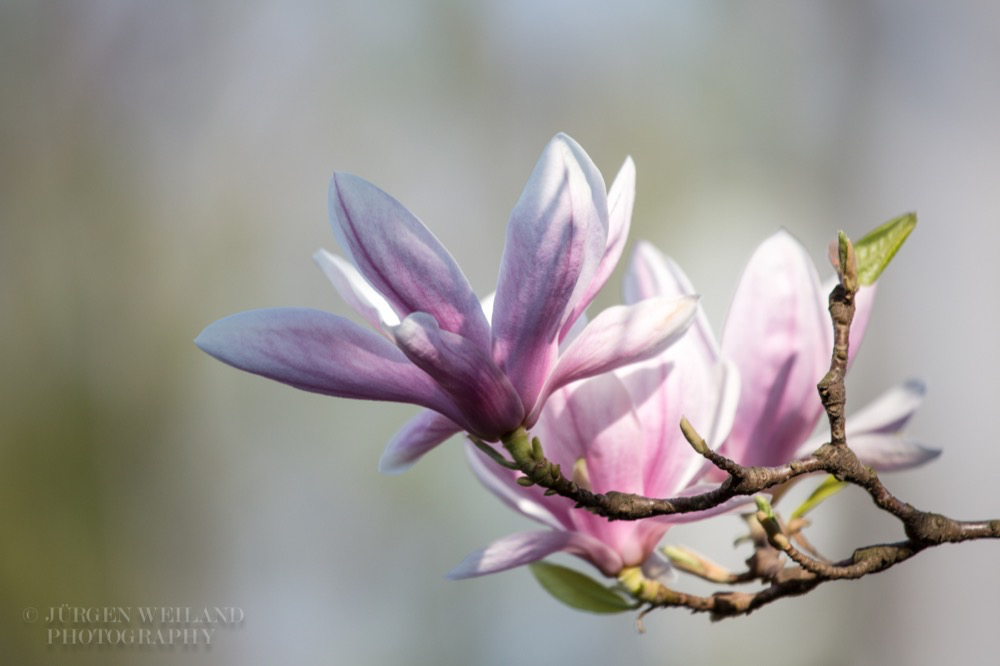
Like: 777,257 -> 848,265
379,410 -> 462,474
394,312 -> 524,439
845,435 -> 941,472
527,296 -> 698,425
792,380 -> 934,471
313,249 -> 399,334
447,530 -> 625,579
195,308 -> 460,418
846,379 -> 926,436
560,156 -> 636,340
720,230 -> 830,467
640,551 -> 678,585
464,443 -> 564,529
328,172 -> 491,349
492,134 -> 609,412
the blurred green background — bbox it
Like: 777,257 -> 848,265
2,2 -> 998,665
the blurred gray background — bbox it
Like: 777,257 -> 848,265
2,2 -> 998,665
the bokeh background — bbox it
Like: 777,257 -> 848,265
2,2 -> 999,665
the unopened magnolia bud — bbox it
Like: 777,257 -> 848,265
837,231 -> 858,293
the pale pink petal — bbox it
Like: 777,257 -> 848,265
393,313 -> 524,439
313,249 -> 399,334
561,374 -> 645,496
492,134 -> 609,413
560,156 -> 636,339
704,359 -> 741,453
621,242 -> 740,488
721,230 -> 830,467
616,358 -> 683,490
531,375 -> 657,561
821,276 -> 878,368
379,410 -> 462,474
447,530 -> 625,579
849,284 -> 877,367
328,172 -> 491,349
622,242 -> 725,385
195,308 -> 459,419
624,241 -> 696,304
527,296 -> 698,425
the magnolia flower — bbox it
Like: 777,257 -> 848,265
196,134 -> 697,465
638,231 -> 939,472
449,255 -> 740,579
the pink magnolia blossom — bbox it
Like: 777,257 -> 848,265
449,252 -> 740,579
648,231 -> 939,472
196,134 -> 697,462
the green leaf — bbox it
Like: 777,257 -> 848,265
528,561 -> 637,614
790,475 -> 848,520
854,213 -> 916,285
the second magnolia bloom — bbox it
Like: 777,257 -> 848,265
452,230 -> 939,581
702,230 -> 938,473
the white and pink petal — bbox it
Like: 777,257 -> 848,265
527,295 -> 698,425
560,156 -> 636,339
313,249 -> 400,334
328,172 -> 491,348
491,134 -> 610,412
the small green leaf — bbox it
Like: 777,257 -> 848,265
854,213 -> 917,285
528,561 -> 637,614
790,474 -> 848,520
